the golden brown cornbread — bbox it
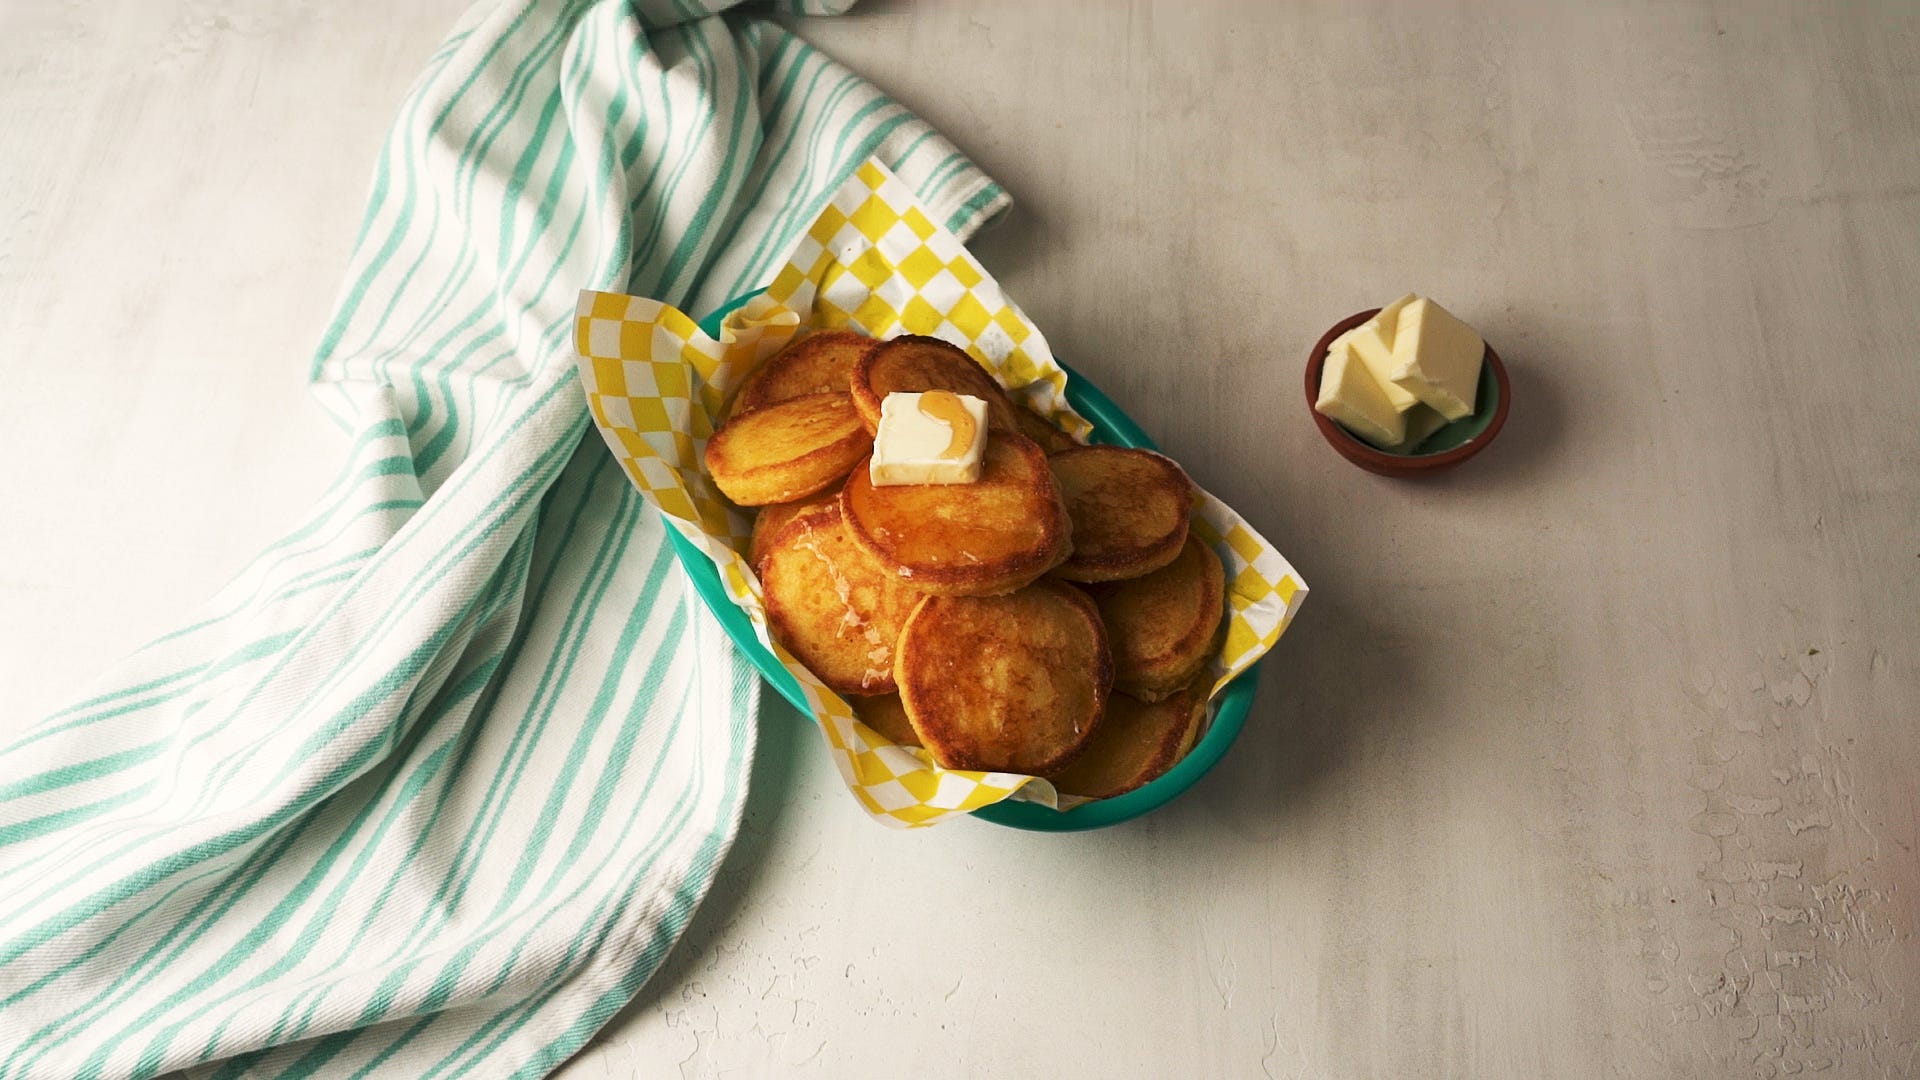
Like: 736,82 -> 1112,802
1048,446 -> 1191,582
1047,682 -> 1208,799
852,693 -> 921,747
1014,400 -> 1079,454
748,485 -> 841,569
729,329 -> 873,418
1090,533 -> 1225,701
851,334 -> 1018,434
893,581 -> 1111,774
704,391 -> 871,506
758,503 -> 919,696
840,433 -> 1071,596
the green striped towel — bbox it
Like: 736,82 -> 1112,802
0,1 -> 1005,1076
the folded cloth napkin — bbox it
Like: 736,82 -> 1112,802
0,1 -> 1005,1076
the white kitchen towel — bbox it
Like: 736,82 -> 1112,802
0,1 -> 1006,1076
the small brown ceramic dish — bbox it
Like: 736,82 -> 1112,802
1303,308 -> 1512,478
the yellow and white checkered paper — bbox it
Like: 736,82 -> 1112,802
574,159 -> 1306,827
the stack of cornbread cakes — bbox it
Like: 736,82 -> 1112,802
703,330 -> 1226,799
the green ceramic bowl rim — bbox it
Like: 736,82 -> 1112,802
664,292 -> 1261,831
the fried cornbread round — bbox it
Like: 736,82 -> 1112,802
748,484 -> 841,569
1048,446 -> 1192,582
759,503 -> 918,696
729,329 -> 873,417
840,433 -> 1071,596
851,335 -> 1018,434
1014,400 -> 1079,454
894,581 -> 1111,774
704,391 -> 871,506
1092,533 -> 1225,701
852,693 -> 921,747
1047,682 -> 1207,799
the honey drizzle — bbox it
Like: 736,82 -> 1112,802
916,390 -> 976,459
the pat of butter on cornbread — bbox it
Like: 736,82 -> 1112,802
870,390 -> 988,486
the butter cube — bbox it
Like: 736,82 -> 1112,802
1315,341 -> 1405,447
1344,294 -> 1420,412
1389,297 -> 1484,421
870,391 -> 989,486
1389,403 -> 1451,453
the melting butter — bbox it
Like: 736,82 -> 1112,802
870,390 -> 990,485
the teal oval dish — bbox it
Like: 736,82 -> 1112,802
668,293 -> 1260,831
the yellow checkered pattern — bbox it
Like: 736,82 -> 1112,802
573,158 -> 1305,827
759,160 -> 1090,439
1188,492 -> 1306,700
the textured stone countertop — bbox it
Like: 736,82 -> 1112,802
2,2 -> 1913,1076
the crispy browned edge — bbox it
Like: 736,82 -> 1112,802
703,392 -> 872,506
895,581 -> 1112,774
1123,623 -> 1221,702
757,501 -> 899,696
850,334 -> 1018,434
1108,535 -> 1227,701
748,485 -> 840,569
1050,446 -> 1193,582
851,694 -> 921,747
1015,401 -> 1079,453
838,432 -> 1072,596
1171,675 -> 1211,757
724,363 -> 769,423
1125,682 -> 1210,793
1050,682 -> 1207,799
728,329 -> 875,419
